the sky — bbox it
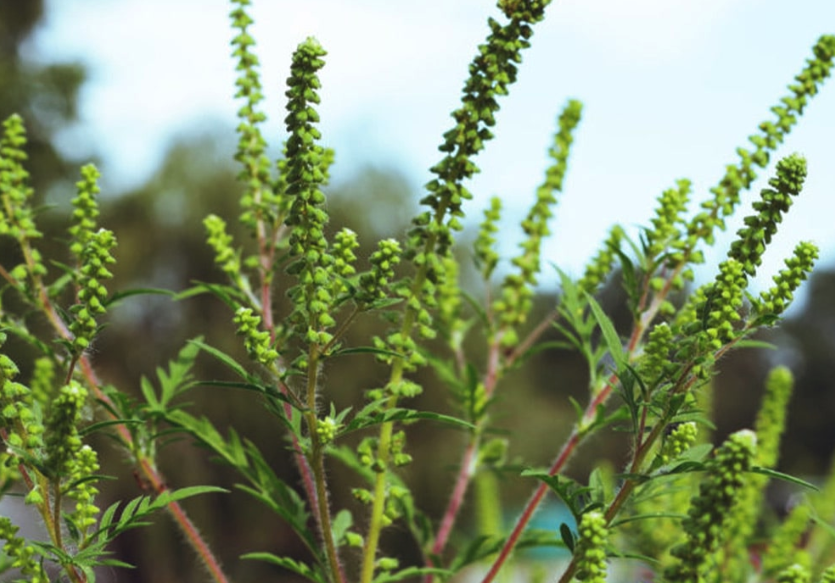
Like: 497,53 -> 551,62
30,0 -> 835,302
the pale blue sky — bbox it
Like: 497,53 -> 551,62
32,0 -> 835,300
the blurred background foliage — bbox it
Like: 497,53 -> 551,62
1,2 -> 834,582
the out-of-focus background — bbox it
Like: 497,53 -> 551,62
3,0 -> 835,581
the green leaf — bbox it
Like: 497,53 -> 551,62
242,553 -> 326,583
330,346 -> 404,359
749,466 -> 819,491
559,522 -> 575,552
585,293 -> 624,367
188,338 -> 253,382
374,566 -> 451,583
343,407 -> 473,434
104,287 -> 177,308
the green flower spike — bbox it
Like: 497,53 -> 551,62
755,241 -> 818,317
0,517 -> 48,582
637,322 -> 674,385
230,0 -> 276,233
722,367 -> 796,579
44,381 -> 87,477
493,99 -> 582,347
474,196 -> 502,281
687,35 -> 835,248
664,429 -> 757,583
574,510 -> 608,583
730,154 -> 806,277
0,114 -> 41,243
66,444 -> 101,539
0,343 -> 45,453
234,306 -> 278,367
358,238 -> 401,306
777,563 -> 812,583
283,37 -> 338,348
820,565 -> 835,583
204,213 -> 242,283
578,225 -> 624,294
331,227 -> 359,298
70,228 -> 117,352
763,503 -> 812,577
657,421 -> 698,466
647,178 -> 691,263
69,164 -> 102,256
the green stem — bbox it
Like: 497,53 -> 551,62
305,347 -> 345,583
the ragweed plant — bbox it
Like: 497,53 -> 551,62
1,2 -> 835,583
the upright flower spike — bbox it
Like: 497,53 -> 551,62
0,114 -> 40,242
234,306 -> 278,367
763,503 -> 813,577
664,430 -> 757,583
686,35 -> 835,249
43,381 -> 87,477
646,178 -> 691,262
69,228 -> 117,352
574,511 -> 608,583
493,99 -> 582,346
392,0 -> 554,372
229,0 -> 276,233
204,213 -> 243,284
0,517 -> 48,581
755,241 -> 818,317
474,196 -> 502,281
69,164 -> 102,256
283,37 -> 337,349
722,367 -> 795,579
730,154 -> 807,277
578,225 -> 624,294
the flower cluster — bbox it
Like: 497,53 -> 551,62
69,227 -> 117,352
657,421 -> 698,466
646,178 -> 691,262
664,430 -> 757,583
578,225 -> 624,294
474,197 -> 502,281
574,510 -> 608,582
204,214 -> 242,283
283,37 -> 339,350
755,241 -> 819,317
0,517 -> 47,582
494,100 -> 582,347
331,228 -> 359,298
0,115 -> 40,242
730,154 -> 806,277
233,307 -> 278,367
230,0 -> 276,234
637,322 -> 674,385
44,381 -> 87,477
0,342 -> 44,453
687,35 -> 835,248
66,444 -> 101,541
68,164 -> 102,255
763,503 -> 813,577
357,239 -> 402,306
